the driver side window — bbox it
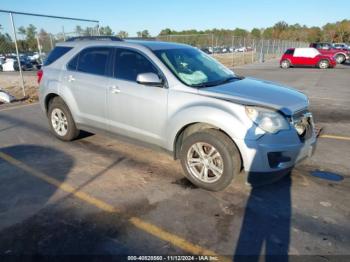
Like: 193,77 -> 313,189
114,48 -> 159,82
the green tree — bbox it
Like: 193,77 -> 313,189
323,23 -> 337,42
159,28 -> 172,36
99,26 -> 113,36
307,27 -> 322,42
17,26 -> 26,39
336,20 -> 350,42
0,33 -> 14,53
262,28 -> 273,39
117,30 -> 129,38
251,28 -> 261,38
272,21 -> 288,38
75,25 -> 83,36
137,30 -> 150,38
233,28 -> 248,37
26,24 -> 37,39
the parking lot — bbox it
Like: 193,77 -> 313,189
0,59 -> 350,260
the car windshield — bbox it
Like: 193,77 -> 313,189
153,47 -> 237,87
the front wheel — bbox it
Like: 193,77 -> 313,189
318,59 -> 329,69
180,129 -> 241,191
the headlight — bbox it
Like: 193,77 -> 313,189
245,106 -> 290,133
294,122 -> 306,135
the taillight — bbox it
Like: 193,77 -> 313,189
37,69 -> 43,84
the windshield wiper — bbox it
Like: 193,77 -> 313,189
192,76 -> 242,88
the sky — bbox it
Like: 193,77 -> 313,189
1,0 -> 349,36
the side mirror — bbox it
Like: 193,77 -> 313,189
136,73 -> 163,87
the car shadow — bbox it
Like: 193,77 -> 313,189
233,122 -> 301,261
0,144 -> 177,256
0,145 -> 74,231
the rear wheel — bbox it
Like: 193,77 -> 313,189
318,59 -> 329,69
180,129 -> 241,191
48,97 -> 80,141
280,59 -> 290,69
335,54 -> 345,64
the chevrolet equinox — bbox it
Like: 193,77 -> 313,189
38,36 -> 317,191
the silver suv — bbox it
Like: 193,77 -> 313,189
39,36 -> 316,191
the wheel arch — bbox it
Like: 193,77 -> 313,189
44,93 -> 60,113
172,122 -> 244,171
281,58 -> 292,67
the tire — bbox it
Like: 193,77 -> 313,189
0,65 -> 2,72
318,59 -> 329,69
335,54 -> 345,64
48,97 -> 80,141
180,129 -> 241,191
280,59 -> 290,69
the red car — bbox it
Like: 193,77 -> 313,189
310,42 -> 350,64
280,48 -> 336,69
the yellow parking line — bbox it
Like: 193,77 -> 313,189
0,151 -> 228,260
0,102 -> 39,112
319,134 -> 350,141
0,151 -> 118,213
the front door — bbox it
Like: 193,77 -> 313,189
107,48 -> 168,146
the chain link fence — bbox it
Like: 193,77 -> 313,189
157,34 -> 308,68
1,10 -> 309,101
0,10 -> 99,100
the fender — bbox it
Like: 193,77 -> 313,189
281,58 -> 293,66
334,51 -> 348,57
41,76 -> 81,124
165,103 -> 258,152
39,76 -> 60,113
57,80 -> 83,124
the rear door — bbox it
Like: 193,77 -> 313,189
106,47 -> 168,146
62,46 -> 113,129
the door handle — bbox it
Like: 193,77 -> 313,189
110,85 -> 121,94
68,75 -> 75,82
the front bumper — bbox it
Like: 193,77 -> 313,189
235,126 -> 317,174
236,131 -> 316,186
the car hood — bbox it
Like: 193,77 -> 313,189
197,77 -> 308,116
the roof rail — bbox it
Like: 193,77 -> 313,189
66,36 -> 123,42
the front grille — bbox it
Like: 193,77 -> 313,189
291,110 -> 314,141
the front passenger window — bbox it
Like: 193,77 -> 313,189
115,48 -> 159,82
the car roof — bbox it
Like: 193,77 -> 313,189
56,39 -> 191,51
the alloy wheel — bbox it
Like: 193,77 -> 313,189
186,142 -> 224,183
51,108 -> 68,136
319,60 -> 329,69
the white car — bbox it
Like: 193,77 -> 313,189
235,47 -> 247,52
1,58 -> 17,72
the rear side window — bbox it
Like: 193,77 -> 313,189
67,55 -> 78,71
44,46 -> 72,66
114,48 -> 159,82
285,49 -> 294,55
75,47 -> 112,76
